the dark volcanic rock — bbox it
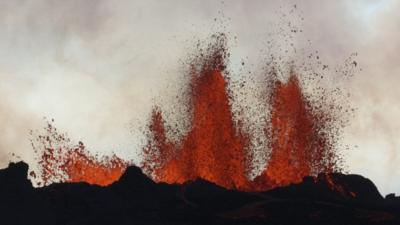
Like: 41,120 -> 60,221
0,161 -> 399,225
267,173 -> 384,203
0,161 -> 32,190
0,162 -> 52,225
318,173 -> 383,202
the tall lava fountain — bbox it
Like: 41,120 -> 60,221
32,34 -> 343,191
142,34 -> 341,191
142,36 -> 250,190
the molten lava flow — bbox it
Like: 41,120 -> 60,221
253,75 -> 331,189
142,108 -> 183,182
175,68 -> 250,189
60,142 -> 128,186
32,36 -> 343,190
33,121 -> 128,186
144,41 -> 251,190
143,37 -> 340,191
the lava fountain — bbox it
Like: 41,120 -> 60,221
31,121 -> 128,186
142,35 -> 341,191
32,35 -> 342,190
253,74 -> 336,190
143,38 -> 251,189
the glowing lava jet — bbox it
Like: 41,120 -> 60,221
142,36 -> 339,191
34,35 -> 340,190
33,122 -> 128,186
253,75 -> 335,190
143,40 -> 251,190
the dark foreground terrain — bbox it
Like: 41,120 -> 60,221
0,162 -> 399,225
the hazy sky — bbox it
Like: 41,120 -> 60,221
0,0 -> 399,195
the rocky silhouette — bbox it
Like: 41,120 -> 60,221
0,161 -> 399,225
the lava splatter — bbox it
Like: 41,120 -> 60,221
31,120 -> 128,186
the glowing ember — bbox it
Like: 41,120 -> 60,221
31,121 -> 128,186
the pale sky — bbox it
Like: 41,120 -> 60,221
0,0 -> 399,195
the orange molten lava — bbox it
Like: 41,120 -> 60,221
34,37 -> 340,190
253,75 -> 331,189
143,39 -> 338,191
60,144 -> 127,186
33,122 -> 127,186
144,48 -> 250,190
